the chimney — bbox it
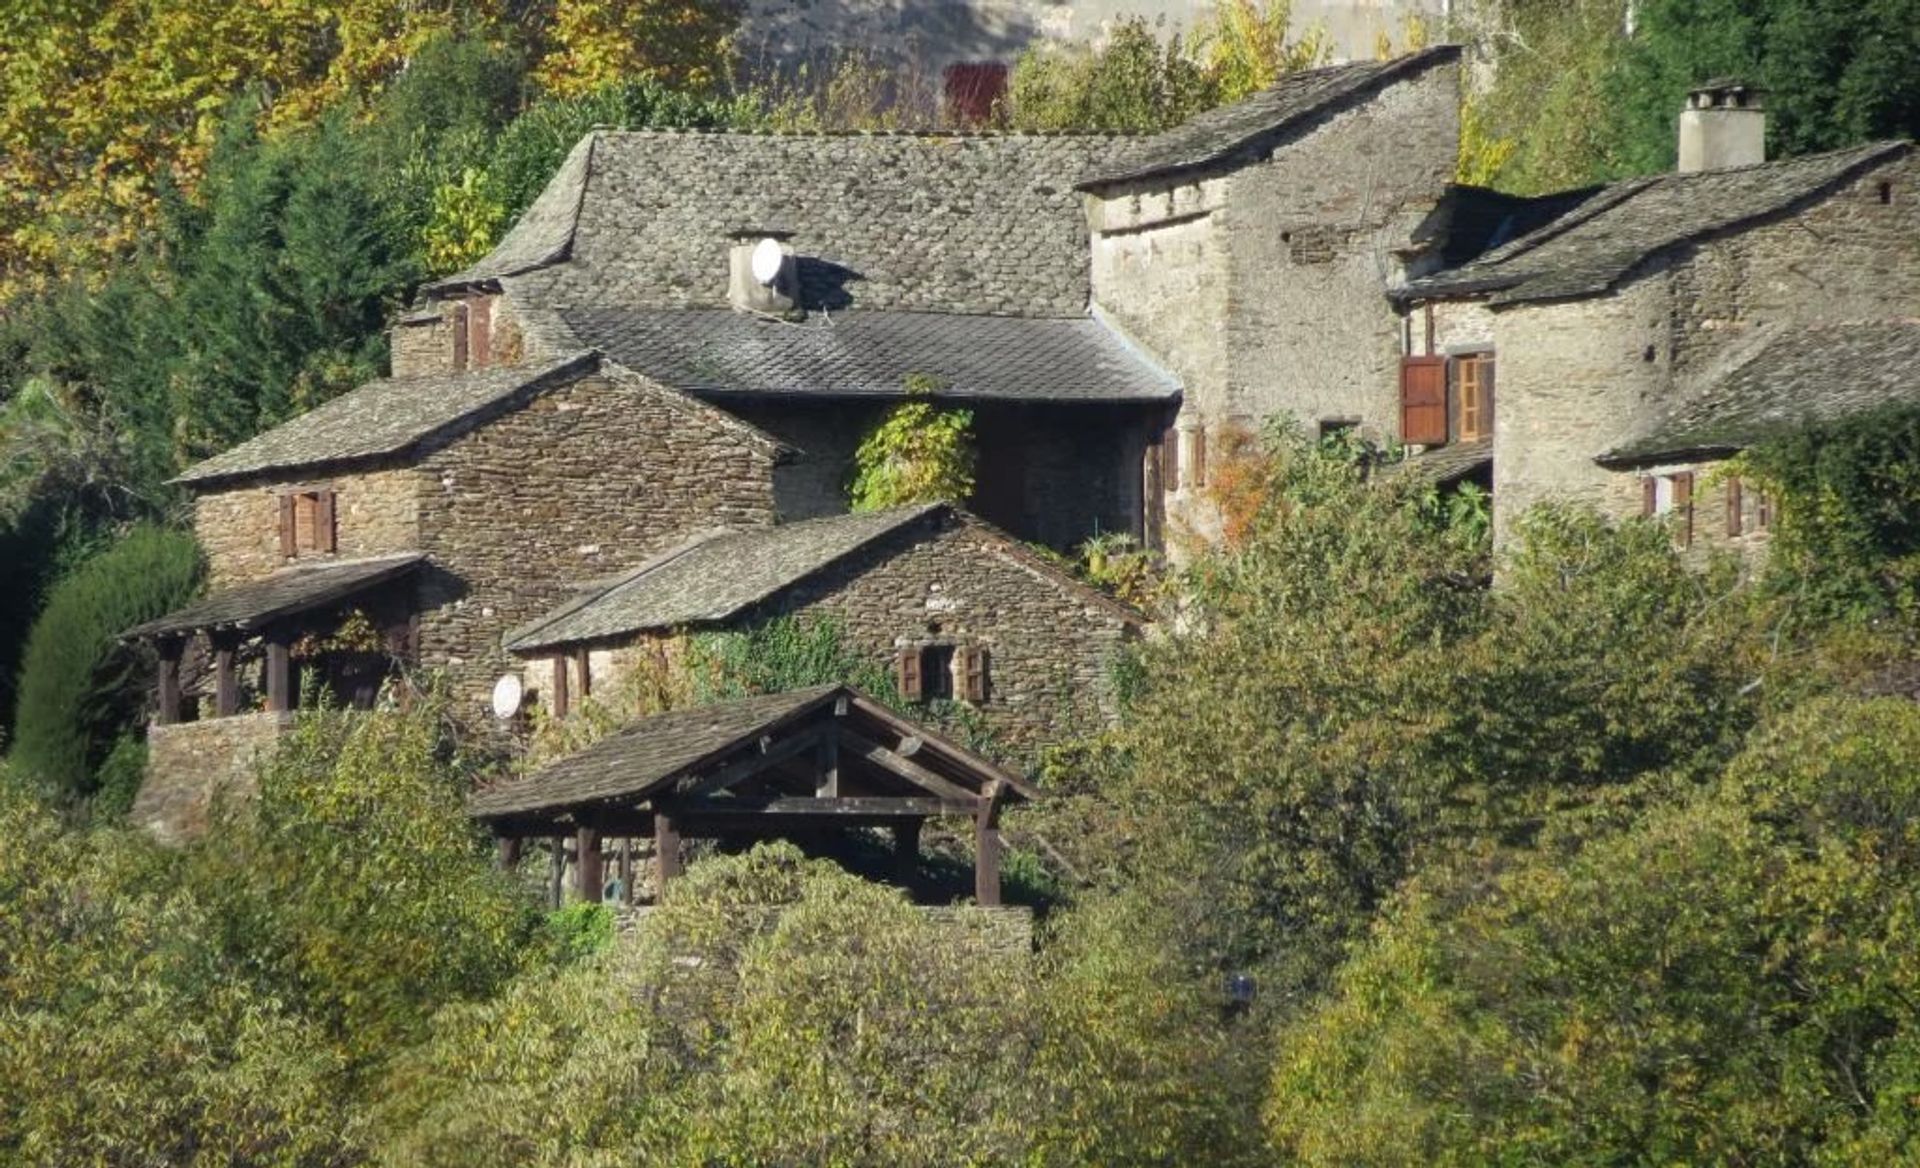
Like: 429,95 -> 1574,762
727,229 -> 800,317
1678,80 -> 1766,173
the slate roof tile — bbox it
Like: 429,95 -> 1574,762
559,308 -> 1179,403
128,554 -> 425,638
1402,142 -> 1911,306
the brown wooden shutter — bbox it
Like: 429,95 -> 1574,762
1642,477 -> 1658,517
1189,426 -> 1208,490
1400,356 -> 1448,445
896,648 -> 923,701
1757,491 -> 1772,530
468,296 -> 492,369
278,493 -> 297,557
1674,472 -> 1695,546
574,647 -> 592,698
552,656 -> 570,719
1725,476 -> 1743,537
1160,419 -> 1180,493
450,303 -> 469,372
1456,355 -> 1493,441
963,646 -> 989,704
316,488 -> 337,553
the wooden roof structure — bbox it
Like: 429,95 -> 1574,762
469,684 -> 1036,905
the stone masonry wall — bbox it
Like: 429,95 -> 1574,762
134,712 -> 292,843
390,292 -> 535,380
194,466 -> 423,588
415,370 -> 782,704
752,513 -> 1138,756
1222,58 -> 1459,435
509,132 -> 1134,318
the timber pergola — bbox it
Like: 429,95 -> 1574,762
467,684 -> 1038,906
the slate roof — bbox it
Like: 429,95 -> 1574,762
507,505 -> 946,651
467,683 -> 1036,820
1382,437 -> 1492,487
1601,321 -> 1920,466
128,554 -> 425,638
1077,45 -> 1463,189
175,353 -> 599,486
1400,142 -> 1911,306
467,686 -> 842,818
558,308 -> 1180,402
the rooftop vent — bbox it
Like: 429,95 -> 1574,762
1679,80 -> 1766,173
727,229 -> 799,318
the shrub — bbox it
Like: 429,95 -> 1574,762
848,377 -> 976,511
9,525 -> 200,804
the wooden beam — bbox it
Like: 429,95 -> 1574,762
893,819 -> 921,894
496,837 -> 522,871
680,725 -> 828,798
816,730 -> 839,797
155,638 -> 183,725
975,783 -> 1003,907
548,837 -> 565,909
680,796 -> 964,817
839,729 -> 981,805
214,636 -> 239,717
575,825 -> 602,903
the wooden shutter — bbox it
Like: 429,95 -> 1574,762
1725,476 -> 1743,536
1160,420 -> 1180,493
896,648 -> 923,701
574,647 -> 592,698
1456,355 -> 1493,441
278,493 -> 298,557
1400,356 -> 1448,445
1187,426 -> 1208,490
1674,472 -> 1695,547
468,296 -> 493,369
552,656 -> 570,719
1641,477 -> 1658,517
316,489 -> 337,553
450,303 -> 469,372
963,647 -> 989,704
1756,491 -> 1773,530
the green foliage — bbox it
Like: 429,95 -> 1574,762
10,525 -> 200,804
848,377 -> 977,511
184,697 -> 544,1066
543,902 -> 617,961
1738,403 -> 1920,625
686,613 -> 901,705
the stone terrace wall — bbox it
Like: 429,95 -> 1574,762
415,371 -> 782,703
195,466 -> 422,588
755,514 -> 1137,755
135,712 -> 292,843
509,131 -> 1137,317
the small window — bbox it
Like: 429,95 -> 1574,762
278,488 -> 336,558
1639,472 -> 1693,546
1452,353 -> 1494,442
897,643 -> 989,704
920,644 -> 956,702
1878,181 -> 1894,205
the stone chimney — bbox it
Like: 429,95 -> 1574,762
1678,80 -> 1766,173
727,229 -> 800,317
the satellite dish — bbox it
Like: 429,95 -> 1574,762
491,673 -> 524,720
749,237 -> 785,286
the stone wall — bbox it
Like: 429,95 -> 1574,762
415,369 -> 783,703
134,712 -> 292,843
1615,457 -> 1778,570
507,131 -> 1134,318
390,292 -> 536,379
194,466 -> 423,587
752,512 -> 1139,755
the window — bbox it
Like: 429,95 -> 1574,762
1452,353 -> 1494,442
896,644 -> 989,704
278,488 -> 336,558
1639,471 -> 1694,546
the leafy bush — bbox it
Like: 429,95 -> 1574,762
848,377 -> 976,511
686,613 -> 900,704
9,525 -> 200,804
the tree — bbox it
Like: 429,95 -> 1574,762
9,525 -> 200,806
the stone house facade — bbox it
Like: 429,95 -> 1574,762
1391,92 -> 1920,549
505,505 -> 1142,757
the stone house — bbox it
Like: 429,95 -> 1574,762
127,351 -> 791,834
503,504 -> 1143,755
1389,83 -> 1920,549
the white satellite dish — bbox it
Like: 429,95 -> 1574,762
749,237 -> 785,286
491,673 -> 525,720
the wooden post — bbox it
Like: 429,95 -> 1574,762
974,782 -> 1004,908
213,635 -> 239,717
496,837 -> 522,871
816,730 -> 840,797
574,647 -> 592,699
155,638 -> 183,725
619,838 -> 634,905
894,819 -> 921,897
548,837 -> 565,909
552,655 -> 570,719
266,635 -> 293,713
575,825 -> 603,903
655,808 -> 682,891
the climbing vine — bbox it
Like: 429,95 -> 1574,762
848,374 -> 977,511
